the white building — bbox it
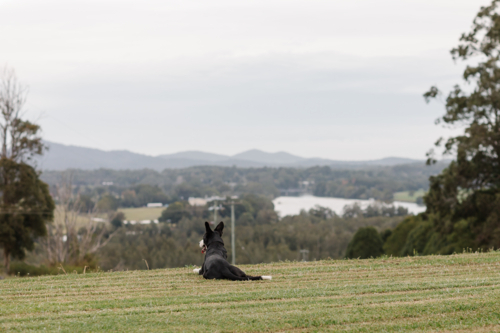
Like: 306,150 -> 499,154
188,197 -> 208,206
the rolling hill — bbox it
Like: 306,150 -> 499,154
36,141 -> 423,171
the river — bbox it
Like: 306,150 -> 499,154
272,195 -> 426,217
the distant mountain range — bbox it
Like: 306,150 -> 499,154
36,141 -> 424,171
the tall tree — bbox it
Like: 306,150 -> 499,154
0,67 -> 53,272
422,0 -> 500,253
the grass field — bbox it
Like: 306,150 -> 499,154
1,252 -> 500,332
394,189 -> 426,203
117,207 -> 164,221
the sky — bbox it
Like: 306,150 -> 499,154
0,0 -> 492,160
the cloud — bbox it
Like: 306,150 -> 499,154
0,0 -> 488,159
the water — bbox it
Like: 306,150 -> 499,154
272,195 -> 426,217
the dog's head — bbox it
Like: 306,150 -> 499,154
199,221 -> 224,254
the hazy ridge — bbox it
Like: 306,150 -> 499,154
38,141 -> 423,171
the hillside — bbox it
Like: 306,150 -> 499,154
36,141 -> 423,170
2,252 -> 499,332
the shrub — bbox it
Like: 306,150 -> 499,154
383,216 -> 421,256
345,226 -> 384,259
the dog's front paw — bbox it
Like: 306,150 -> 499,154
193,268 -> 201,274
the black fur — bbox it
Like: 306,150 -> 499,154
197,222 -> 264,281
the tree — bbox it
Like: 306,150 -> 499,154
421,0 -> 500,252
96,194 -> 119,216
0,67 -> 44,162
345,226 -> 384,259
159,201 -> 190,223
111,212 -> 125,228
0,67 -> 53,272
0,159 -> 54,271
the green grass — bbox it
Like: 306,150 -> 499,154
118,207 -> 164,221
1,252 -> 500,332
394,189 -> 426,203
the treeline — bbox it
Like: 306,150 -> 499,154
8,196 -> 409,274
40,162 -> 447,204
98,204 -> 406,271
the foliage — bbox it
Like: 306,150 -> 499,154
383,216 -> 421,257
342,202 -> 409,218
0,159 -> 54,271
120,184 -> 170,207
400,219 -> 433,256
40,162 -> 449,205
98,203 -> 404,270
345,226 -> 384,259
2,252 -> 499,331
0,67 -> 45,163
379,229 -> 392,243
0,68 -> 53,272
96,194 -> 119,212
417,0 -> 500,254
159,201 -> 191,223
110,212 -> 125,228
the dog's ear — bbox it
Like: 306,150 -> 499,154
205,221 -> 213,233
214,221 -> 224,236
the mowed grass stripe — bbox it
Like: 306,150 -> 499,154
2,277 -> 498,315
3,295 -> 499,332
2,286 -> 496,322
1,252 -> 500,332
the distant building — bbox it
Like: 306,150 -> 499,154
102,181 -> 114,186
188,197 -> 207,206
123,219 -> 159,225
188,196 -> 233,206
206,196 -> 226,202
147,203 -> 163,208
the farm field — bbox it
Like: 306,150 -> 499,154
1,252 -> 500,332
393,189 -> 426,203
118,207 -> 164,221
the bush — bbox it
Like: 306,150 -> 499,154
380,229 -> 393,243
383,216 -> 421,257
111,212 -> 125,228
345,227 -> 384,259
400,220 -> 433,256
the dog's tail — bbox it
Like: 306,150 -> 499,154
233,274 -> 272,281
247,275 -> 273,280
222,267 -> 272,281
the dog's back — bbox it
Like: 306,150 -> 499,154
194,222 -> 272,281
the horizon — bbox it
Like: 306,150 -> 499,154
1,0 -> 489,160
45,140 -> 427,162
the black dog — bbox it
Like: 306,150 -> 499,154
193,221 -> 272,281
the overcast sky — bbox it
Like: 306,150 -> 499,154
0,0 -> 491,160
